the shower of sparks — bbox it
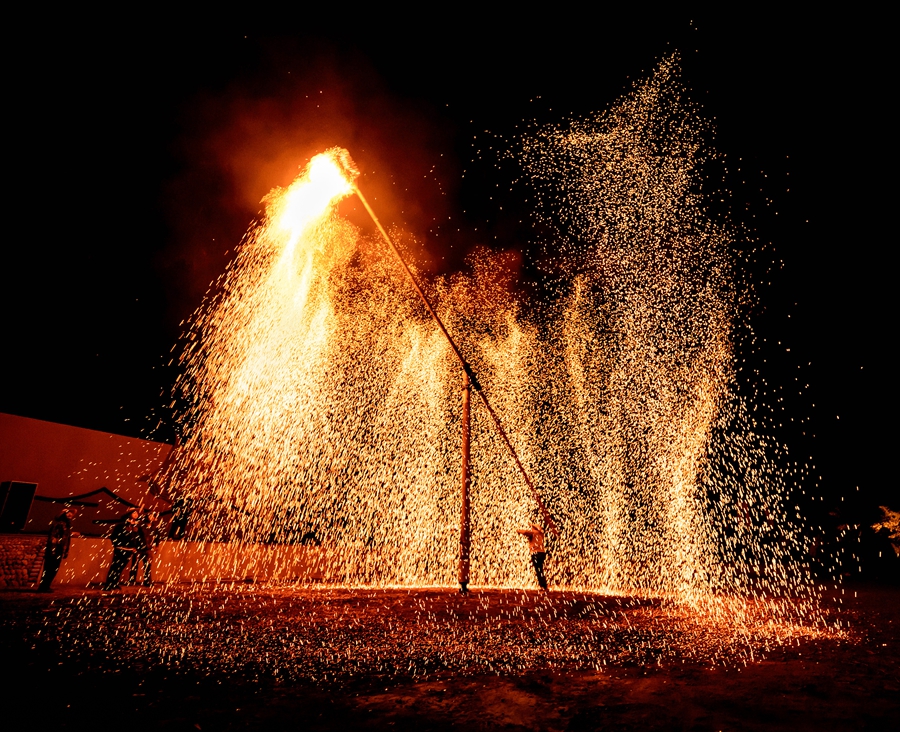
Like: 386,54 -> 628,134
70,55 -> 839,682
168,59 -> 820,604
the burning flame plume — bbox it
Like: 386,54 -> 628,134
169,61 -> 820,622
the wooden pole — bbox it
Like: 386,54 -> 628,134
459,371 -> 471,593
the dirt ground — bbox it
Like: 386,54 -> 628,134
1,583 -> 897,731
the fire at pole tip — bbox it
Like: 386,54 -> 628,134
327,147 -> 360,187
274,149 -> 361,241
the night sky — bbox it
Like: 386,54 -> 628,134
2,13 -> 892,522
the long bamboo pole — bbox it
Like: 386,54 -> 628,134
352,184 -> 559,538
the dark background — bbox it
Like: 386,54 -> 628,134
2,12 -> 892,525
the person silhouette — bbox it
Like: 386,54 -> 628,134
517,522 -> 548,590
38,506 -> 79,592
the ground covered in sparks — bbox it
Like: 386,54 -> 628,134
2,585 -> 897,730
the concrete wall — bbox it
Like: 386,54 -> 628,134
0,536 -> 347,589
150,542 -> 343,584
57,537 -> 114,586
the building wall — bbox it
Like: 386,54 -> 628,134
0,413 -> 172,535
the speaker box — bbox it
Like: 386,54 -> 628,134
0,481 -> 38,532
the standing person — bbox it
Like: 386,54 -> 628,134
129,507 -> 156,587
104,509 -> 140,590
167,496 -> 194,540
38,506 -> 79,592
517,522 -> 549,590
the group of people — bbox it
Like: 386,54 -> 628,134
38,505 -> 163,592
103,507 -> 162,590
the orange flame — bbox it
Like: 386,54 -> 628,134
275,148 -> 356,244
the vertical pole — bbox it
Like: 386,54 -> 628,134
459,371 -> 471,593
353,182 -> 558,538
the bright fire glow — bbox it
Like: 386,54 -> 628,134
274,149 -> 355,247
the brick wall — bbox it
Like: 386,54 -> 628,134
0,534 -> 45,589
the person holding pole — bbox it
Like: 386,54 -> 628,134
104,509 -> 140,590
517,522 -> 548,590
